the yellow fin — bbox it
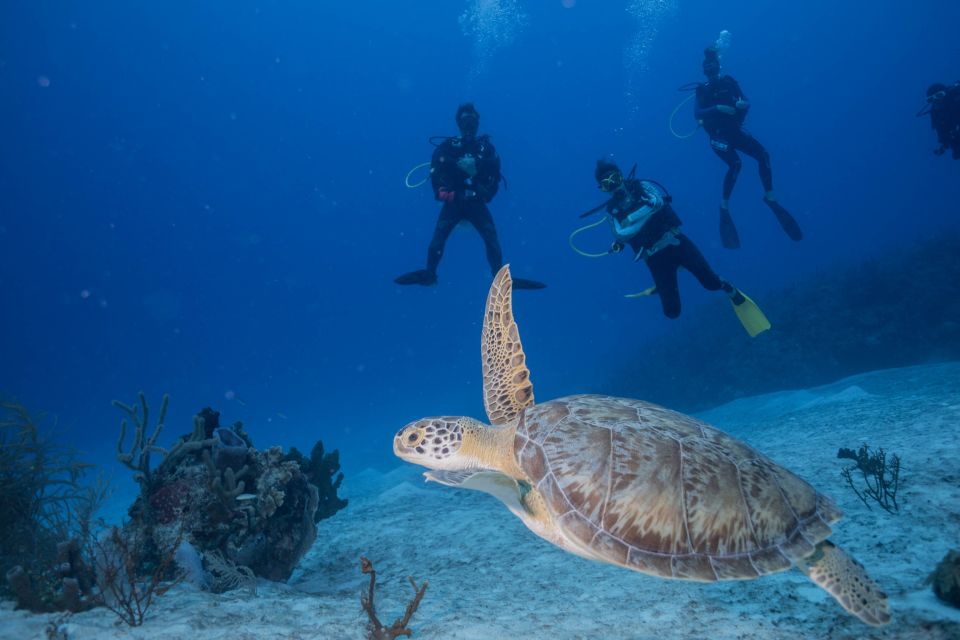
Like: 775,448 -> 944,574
731,291 -> 771,337
624,286 -> 657,298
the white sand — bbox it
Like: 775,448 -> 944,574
4,362 -> 960,640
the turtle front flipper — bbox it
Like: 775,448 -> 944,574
796,540 -> 890,626
482,265 -> 535,426
425,469 -> 529,517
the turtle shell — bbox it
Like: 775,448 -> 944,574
514,395 -> 842,582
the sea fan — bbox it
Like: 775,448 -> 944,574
204,550 -> 256,595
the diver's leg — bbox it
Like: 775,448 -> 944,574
426,203 -> 461,276
712,143 -> 742,249
712,143 -> 742,202
466,202 -> 504,275
676,234 -> 731,294
735,131 -> 803,241
732,130 -> 773,194
646,247 -> 682,319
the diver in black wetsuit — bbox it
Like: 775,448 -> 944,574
695,47 -> 802,249
926,82 -> 960,159
594,160 -> 768,336
395,103 -> 545,289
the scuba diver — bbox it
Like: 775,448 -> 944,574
588,160 -> 769,336
924,82 -> 960,159
395,103 -> 545,289
695,46 -> 802,249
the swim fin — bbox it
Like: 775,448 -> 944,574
512,278 -> 547,290
730,290 -> 771,337
625,286 -> 657,298
394,269 -> 438,286
763,198 -> 803,241
719,206 -> 741,249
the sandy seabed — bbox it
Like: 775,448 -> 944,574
3,362 -> 960,640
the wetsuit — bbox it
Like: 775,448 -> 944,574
931,84 -> 960,159
426,134 -> 502,277
695,75 -> 772,199
607,179 -> 732,318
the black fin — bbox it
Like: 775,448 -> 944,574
719,207 -> 741,249
511,278 -> 547,290
764,199 -> 803,241
394,269 -> 437,286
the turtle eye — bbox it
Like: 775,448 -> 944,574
406,431 -> 422,446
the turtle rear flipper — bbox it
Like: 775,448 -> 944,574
797,541 -> 891,627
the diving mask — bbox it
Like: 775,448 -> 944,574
599,171 -> 623,192
457,112 -> 479,136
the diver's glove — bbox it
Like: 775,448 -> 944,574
735,99 -> 749,110
457,156 -> 477,177
438,187 -> 456,203
609,241 -> 624,254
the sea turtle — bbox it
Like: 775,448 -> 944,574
393,265 -> 890,627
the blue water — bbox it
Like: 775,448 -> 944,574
1,0 -> 958,480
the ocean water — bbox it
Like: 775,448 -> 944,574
1,1 -> 959,638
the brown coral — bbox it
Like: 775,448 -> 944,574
360,556 -> 428,640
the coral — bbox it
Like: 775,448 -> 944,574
52,538 -> 97,612
838,444 -> 901,514
203,448 -> 249,509
115,393 -> 216,492
0,401 -> 108,611
6,565 -> 45,612
360,556 -> 428,640
5,538 -> 101,614
204,549 -> 256,594
212,427 -> 250,471
927,549 -> 960,608
173,540 -> 209,589
114,393 -> 168,488
115,396 -> 343,585
255,447 -> 294,519
196,407 -> 220,439
285,439 -> 348,522
148,478 -> 194,525
94,525 -> 182,627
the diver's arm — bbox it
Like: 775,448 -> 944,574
430,141 -> 463,200
730,78 -> 750,110
474,145 -> 501,202
474,140 -> 499,177
429,143 -> 450,199
694,92 -> 720,120
609,214 -> 643,240
694,105 -> 719,119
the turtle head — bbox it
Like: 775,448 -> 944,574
393,416 -> 483,470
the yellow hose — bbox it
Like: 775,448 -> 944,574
669,93 -> 701,139
405,162 -> 432,188
568,217 -> 613,258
